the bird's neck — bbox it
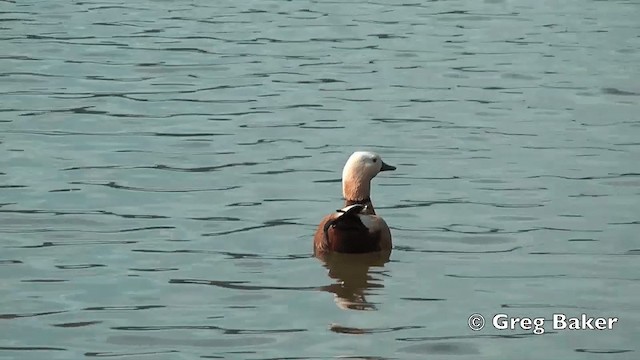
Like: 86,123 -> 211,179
342,172 -> 375,214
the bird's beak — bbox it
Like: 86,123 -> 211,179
380,161 -> 396,172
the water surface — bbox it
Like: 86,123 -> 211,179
1,0 -> 639,359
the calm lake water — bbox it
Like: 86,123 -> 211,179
1,0 -> 639,359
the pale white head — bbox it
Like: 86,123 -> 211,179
341,151 -> 395,201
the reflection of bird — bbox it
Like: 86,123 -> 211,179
318,251 -> 391,311
314,151 -> 396,255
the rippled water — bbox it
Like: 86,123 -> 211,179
1,0 -> 639,359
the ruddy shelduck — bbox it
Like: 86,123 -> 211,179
313,151 -> 396,255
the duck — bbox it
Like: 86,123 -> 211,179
313,151 -> 396,255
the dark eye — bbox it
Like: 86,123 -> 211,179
373,158 -> 378,163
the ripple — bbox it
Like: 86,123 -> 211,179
396,246 -> 522,254
329,324 -> 423,335
528,173 -> 640,180
0,259 -> 23,265
529,251 -> 634,257
106,335 -> 275,347
380,199 -> 543,210
169,279 -> 317,291
397,332 -> 545,341
132,249 -> 311,260
202,218 -> 300,236
501,303 -> 595,310
83,305 -> 165,311
447,274 -> 566,279
238,138 -> 303,145
0,346 -> 67,351
370,117 -> 444,124
602,88 -> 639,96
398,342 -> 479,355
401,297 -> 446,302
189,216 -> 242,221
8,240 -> 137,249
128,267 -> 178,272
55,264 -> 106,269
85,350 -> 178,358
135,162 -> 263,173
48,188 -> 82,193
0,209 -> 167,220
0,310 -> 68,320
4,226 -> 172,235
252,169 -> 329,175
69,181 -> 240,193
4,129 -> 231,137
575,349 -> 634,354
110,325 -> 306,334
0,184 -> 27,189
52,320 -> 102,328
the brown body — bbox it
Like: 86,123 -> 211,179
313,199 -> 392,255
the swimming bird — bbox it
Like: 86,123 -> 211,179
313,151 -> 396,255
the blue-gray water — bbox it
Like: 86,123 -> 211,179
1,0 -> 639,359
